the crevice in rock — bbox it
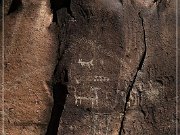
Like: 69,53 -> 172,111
46,26 -> 69,135
45,70 -> 69,135
46,5 -> 70,132
7,0 -> 22,15
50,0 -> 74,23
119,11 -> 147,135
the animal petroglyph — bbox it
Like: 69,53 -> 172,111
74,87 -> 100,108
78,59 -> 94,69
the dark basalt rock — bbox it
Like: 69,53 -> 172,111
47,0 -> 176,135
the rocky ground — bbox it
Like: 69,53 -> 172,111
1,0 -> 179,135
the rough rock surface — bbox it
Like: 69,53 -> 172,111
3,0 -> 59,134
1,0 -> 178,135
0,1 -> 3,133
47,0 -> 177,135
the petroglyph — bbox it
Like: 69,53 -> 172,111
112,90 -> 120,105
69,18 -> 77,22
100,60 -> 104,66
128,88 -> 141,107
145,80 -> 161,101
74,77 -> 80,84
74,87 -> 100,108
74,76 -> 110,84
120,91 -> 126,103
93,76 -> 110,82
78,59 -> 94,69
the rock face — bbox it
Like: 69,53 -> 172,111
45,0 -> 177,135
2,0 -> 177,135
3,0 -> 59,134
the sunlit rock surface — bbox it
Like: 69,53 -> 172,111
4,0 -> 58,134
